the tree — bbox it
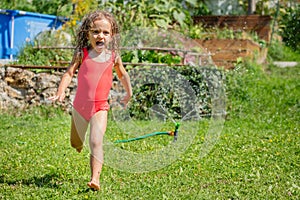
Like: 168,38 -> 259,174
248,0 -> 256,15
0,0 -> 72,16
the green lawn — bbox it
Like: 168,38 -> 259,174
0,64 -> 299,199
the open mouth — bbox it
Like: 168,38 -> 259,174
96,41 -> 105,47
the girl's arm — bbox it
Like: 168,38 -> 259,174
49,53 -> 81,102
114,55 -> 132,106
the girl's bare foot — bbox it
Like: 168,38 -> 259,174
87,180 -> 100,191
76,145 -> 83,153
89,154 -> 102,190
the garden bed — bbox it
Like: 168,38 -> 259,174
196,39 -> 267,69
193,15 -> 272,41
192,15 -> 272,69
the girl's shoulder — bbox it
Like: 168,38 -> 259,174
82,47 -> 89,60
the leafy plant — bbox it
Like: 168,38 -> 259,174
102,0 -> 194,30
14,31 -> 73,67
268,40 -> 300,62
126,65 -> 224,121
280,5 -> 300,52
0,0 -> 72,16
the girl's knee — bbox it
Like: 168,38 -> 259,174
89,139 -> 102,149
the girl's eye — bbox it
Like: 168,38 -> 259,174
91,30 -> 100,34
90,30 -> 110,35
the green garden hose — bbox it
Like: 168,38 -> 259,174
114,122 -> 180,143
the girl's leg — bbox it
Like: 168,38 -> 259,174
88,110 -> 107,190
70,109 -> 89,152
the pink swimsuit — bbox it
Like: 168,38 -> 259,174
73,48 -> 115,121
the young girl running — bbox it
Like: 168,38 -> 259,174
49,10 -> 132,191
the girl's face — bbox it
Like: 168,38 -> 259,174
88,19 -> 112,53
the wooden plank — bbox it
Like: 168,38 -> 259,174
193,15 -> 272,41
34,46 -> 212,56
7,46 -> 214,69
196,39 -> 261,51
4,63 -> 195,70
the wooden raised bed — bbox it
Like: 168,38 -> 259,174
192,15 -> 272,69
196,39 -> 266,69
193,15 -> 272,41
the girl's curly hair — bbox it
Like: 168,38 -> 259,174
72,10 -> 120,63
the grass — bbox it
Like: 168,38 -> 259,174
268,41 -> 300,62
0,63 -> 299,199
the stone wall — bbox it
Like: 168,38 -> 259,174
0,67 -> 124,113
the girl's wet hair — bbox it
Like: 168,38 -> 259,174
72,10 -> 120,63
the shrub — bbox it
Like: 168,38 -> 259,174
280,5 -> 300,52
126,65 -> 224,121
268,41 -> 300,62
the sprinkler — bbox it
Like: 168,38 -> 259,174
173,122 -> 180,142
114,122 -> 180,144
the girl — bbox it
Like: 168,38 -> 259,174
49,10 -> 132,191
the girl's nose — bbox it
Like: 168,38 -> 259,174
97,32 -> 104,38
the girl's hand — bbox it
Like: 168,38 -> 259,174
120,93 -> 131,108
48,92 -> 66,102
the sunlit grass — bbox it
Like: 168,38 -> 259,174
0,64 -> 299,199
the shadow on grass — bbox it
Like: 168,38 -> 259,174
1,173 -> 66,189
0,173 -> 95,194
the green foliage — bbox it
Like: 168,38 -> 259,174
188,25 -> 267,47
236,0 -> 300,52
121,49 -> 181,65
125,65 -> 223,121
268,40 -> 300,62
11,0 -> 211,67
15,44 -> 72,67
237,0 -> 293,16
15,44 -> 52,66
280,5 -> 300,52
0,0 -> 72,16
184,0 -> 211,16
254,0 -> 280,15
31,0 -> 71,16
226,60 -> 300,122
226,61 -> 266,112
0,0 -> 35,12
13,30 -> 73,66
102,0 -> 209,30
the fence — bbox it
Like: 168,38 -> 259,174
4,46 -> 213,70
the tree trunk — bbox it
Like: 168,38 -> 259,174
248,0 -> 256,15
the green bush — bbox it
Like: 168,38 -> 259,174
14,30 -> 73,67
280,5 -> 300,52
127,65 -> 224,121
15,44 -> 72,67
268,40 -> 300,62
